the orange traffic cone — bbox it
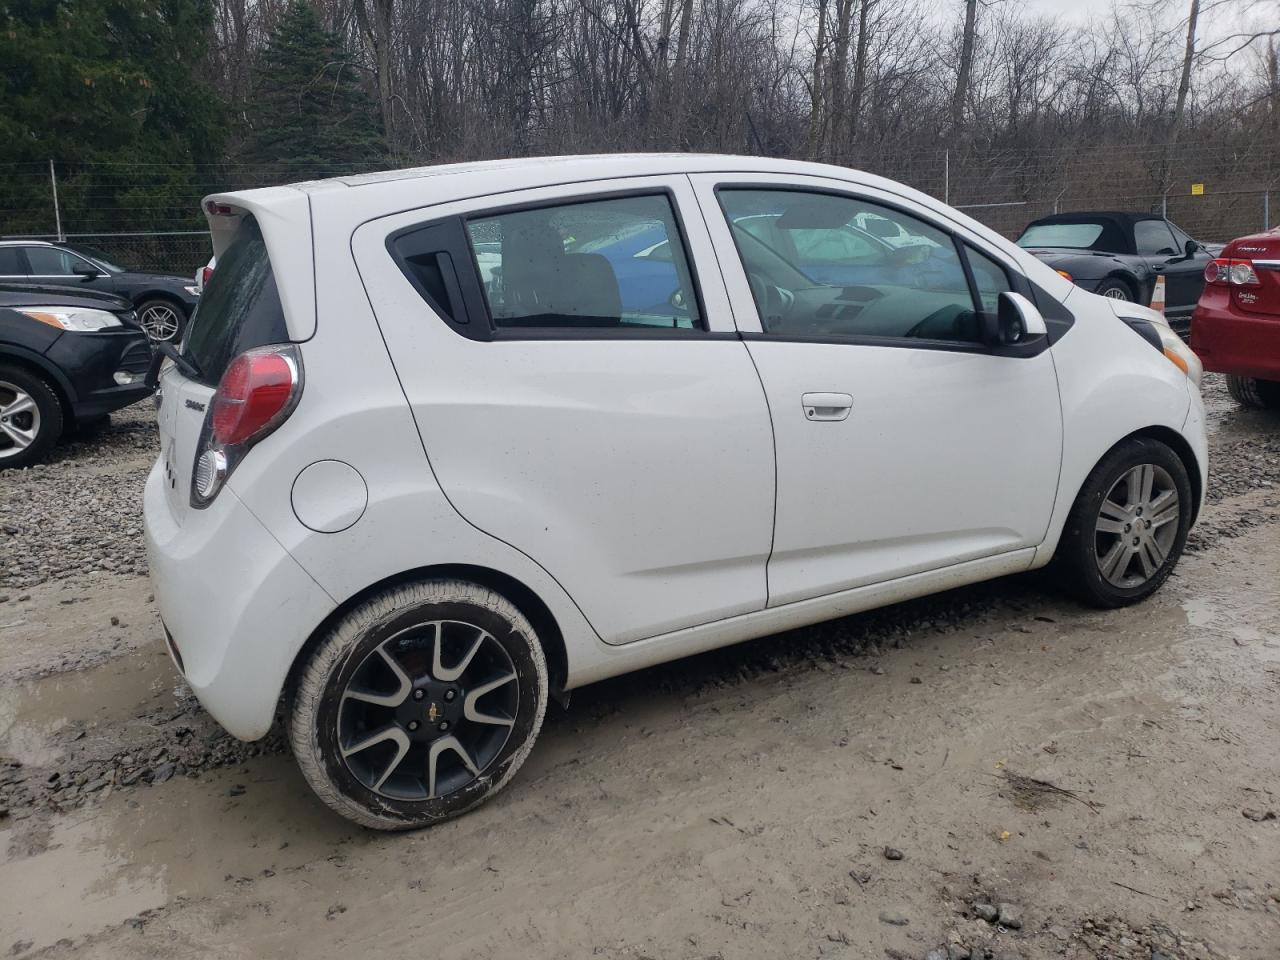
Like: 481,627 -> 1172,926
1150,275 -> 1167,315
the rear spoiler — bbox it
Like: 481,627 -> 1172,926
201,187 -> 317,341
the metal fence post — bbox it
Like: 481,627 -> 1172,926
944,150 -> 949,206
1265,190 -> 1271,231
49,159 -> 64,242
1161,192 -> 1167,220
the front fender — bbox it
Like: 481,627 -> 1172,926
1033,288 -> 1196,565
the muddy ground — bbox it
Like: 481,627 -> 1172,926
1,378 -> 1278,960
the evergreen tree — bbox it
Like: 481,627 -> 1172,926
240,1 -> 389,178
0,0 -> 223,235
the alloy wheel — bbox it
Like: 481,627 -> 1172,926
0,380 -> 41,459
338,620 -> 519,800
139,303 -> 180,341
1101,286 -> 1131,301
1094,463 -> 1180,588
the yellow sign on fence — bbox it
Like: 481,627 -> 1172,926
1191,183 -> 1205,196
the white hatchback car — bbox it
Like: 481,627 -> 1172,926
144,155 -> 1206,830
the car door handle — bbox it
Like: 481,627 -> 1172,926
801,393 -> 853,421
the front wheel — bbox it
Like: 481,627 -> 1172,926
0,363 -> 64,469
1055,437 -> 1193,608
1225,375 -> 1280,410
289,579 -> 548,830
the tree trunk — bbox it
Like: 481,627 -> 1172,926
950,0 -> 977,131
1170,0 -> 1200,141
849,0 -> 873,140
808,0 -> 829,160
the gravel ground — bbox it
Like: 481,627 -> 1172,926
0,405 -> 156,590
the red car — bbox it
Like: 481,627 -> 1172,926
1191,228 -> 1280,408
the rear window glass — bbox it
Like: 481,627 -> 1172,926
182,216 -> 288,385
1016,223 -> 1105,249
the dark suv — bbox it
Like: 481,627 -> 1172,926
0,284 -> 153,467
0,240 -> 199,342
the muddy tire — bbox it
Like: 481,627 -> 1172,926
0,362 -> 64,469
288,579 -> 548,831
1225,375 -> 1280,410
1055,437 -> 1193,608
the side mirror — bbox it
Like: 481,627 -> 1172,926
1183,239 -> 1200,258
72,263 -> 99,280
983,292 -> 1048,349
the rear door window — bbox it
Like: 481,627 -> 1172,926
182,216 -> 288,385
464,194 -> 703,331
0,247 -> 25,277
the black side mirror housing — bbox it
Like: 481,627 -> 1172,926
1184,239 -> 1199,258
72,263 -> 98,280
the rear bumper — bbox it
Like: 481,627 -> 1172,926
143,460 -> 336,740
1191,301 -> 1280,380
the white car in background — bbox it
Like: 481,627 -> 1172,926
144,154 -> 1206,831
194,256 -> 215,295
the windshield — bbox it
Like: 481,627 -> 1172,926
1016,223 -> 1106,249
182,216 -> 288,385
63,243 -> 125,273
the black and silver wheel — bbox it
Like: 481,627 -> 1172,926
1056,437 -> 1193,607
1094,278 -> 1133,301
289,579 -> 548,830
1225,375 -> 1280,410
136,299 -> 184,342
0,363 -> 63,469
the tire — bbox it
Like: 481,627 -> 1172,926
1094,277 -> 1133,301
1055,437 -> 1193,608
0,362 -> 64,469
1225,375 -> 1280,410
289,579 -> 549,831
136,298 -> 186,342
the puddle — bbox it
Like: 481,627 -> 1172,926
0,651 -> 179,766
0,754 -> 354,951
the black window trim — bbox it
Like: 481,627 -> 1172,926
387,186 -> 724,342
710,182 -> 1069,356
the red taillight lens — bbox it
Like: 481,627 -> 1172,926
201,265 -> 214,285
210,349 -> 298,446
1205,258 -> 1261,286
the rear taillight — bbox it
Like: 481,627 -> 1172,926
201,265 -> 214,286
1205,258 -> 1261,287
191,344 -> 303,508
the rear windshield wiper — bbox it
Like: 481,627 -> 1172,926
147,342 -> 204,386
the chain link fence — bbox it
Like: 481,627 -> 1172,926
1,143 -> 1275,274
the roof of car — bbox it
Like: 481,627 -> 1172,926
292,153 -> 804,190
1027,211 -> 1167,227
0,239 -> 59,247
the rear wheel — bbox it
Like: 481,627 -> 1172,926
136,299 -> 185,342
1225,375 -> 1280,410
1056,437 -> 1192,608
289,579 -> 548,830
0,363 -> 63,469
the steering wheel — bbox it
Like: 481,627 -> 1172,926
746,273 -> 795,330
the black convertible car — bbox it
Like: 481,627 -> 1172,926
1015,212 -> 1222,334
0,239 -> 198,342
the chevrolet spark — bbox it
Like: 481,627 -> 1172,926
144,155 -> 1207,830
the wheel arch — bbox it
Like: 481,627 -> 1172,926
1126,424 -> 1203,526
1098,271 -> 1140,301
286,563 -> 569,701
135,289 -> 191,313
